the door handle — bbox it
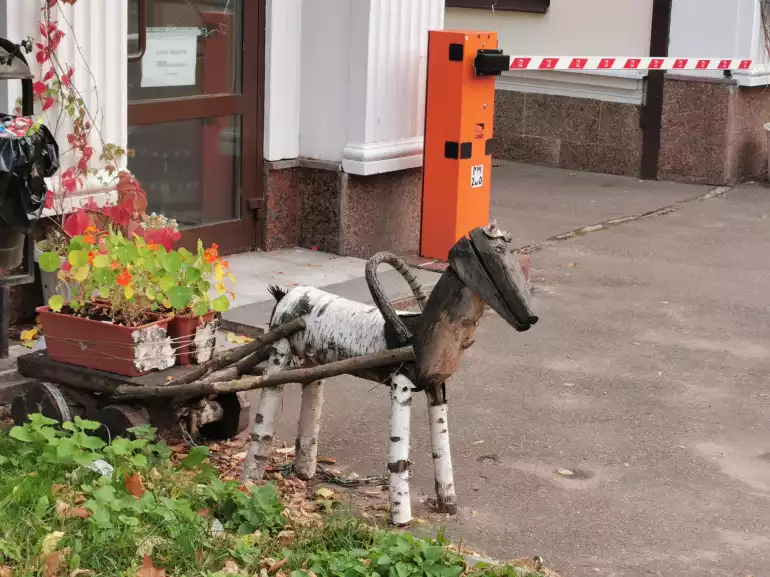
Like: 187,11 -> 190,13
128,0 -> 147,62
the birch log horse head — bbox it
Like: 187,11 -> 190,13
242,223 -> 537,525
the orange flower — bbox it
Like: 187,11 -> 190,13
88,250 -> 96,265
116,268 -> 132,286
147,241 -> 159,251
204,243 -> 219,264
217,257 -> 230,270
111,260 -> 120,270
83,225 -> 97,244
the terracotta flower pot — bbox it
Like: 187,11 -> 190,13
167,311 -> 219,365
37,305 -> 176,377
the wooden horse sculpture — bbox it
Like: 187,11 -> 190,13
242,224 -> 538,525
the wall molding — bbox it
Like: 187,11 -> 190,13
496,70 -> 645,105
341,137 -> 424,175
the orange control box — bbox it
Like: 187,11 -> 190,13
420,30 -> 498,261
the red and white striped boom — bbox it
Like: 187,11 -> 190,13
507,56 -> 753,71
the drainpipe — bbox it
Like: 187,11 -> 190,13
640,0 -> 673,180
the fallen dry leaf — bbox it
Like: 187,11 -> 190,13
222,560 -> 241,574
42,549 -> 70,577
125,473 -> 146,498
226,332 -> 254,345
69,570 -> 96,577
566,262 -> 578,268
268,558 -> 288,574
314,487 -> 336,500
42,532 -> 65,555
55,501 -> 91,520
136,555 -> 166,577
277,530 -> 295,546
317,456 -> 336,464
50,484 -> 68,496
556,468 -> 574,477
0,566 -> 12,577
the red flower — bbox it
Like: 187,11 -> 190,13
33,81 -> 46,96
87,251 -> 96,265
42,97 -> 55,111
116,268 -> 132,287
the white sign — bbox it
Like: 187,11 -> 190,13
141,27 -> 199,88
471,164 -> 484,188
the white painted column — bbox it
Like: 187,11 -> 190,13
1,0 -> 127,202
264,0 -> 302,162
341,0 -> 444,175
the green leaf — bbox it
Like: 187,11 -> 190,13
34,495 -> 49,519
185,266 -> 202,282
167,285 -> 194,310
159,275 -> 175,292
38,251 -> 62,273
129,454 -> 148,469
68,250 -> 89,267
192,300 -> 210,317
180,445 -> 209,469
93,485 -> 116,503
99,287 -> 110,299
160,251 -> 182,273
92,254 -> 110,268
72,265 -> 91,282
74,416 -> 101,431
9,426 -> 33,443
212,295 -> 230,312
49,294 -> 65,312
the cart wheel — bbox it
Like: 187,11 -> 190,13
11,382 -> 73,425
198,392 -> 251,440
97,404 -> 151,441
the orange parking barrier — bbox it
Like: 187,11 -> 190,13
420,30 -> 507,261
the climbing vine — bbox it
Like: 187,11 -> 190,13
31,0 -> 131,209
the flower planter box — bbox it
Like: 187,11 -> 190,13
168,311 -> 219,365
36,305 -> 176,377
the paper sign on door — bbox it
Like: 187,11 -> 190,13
141,27 -> 199,88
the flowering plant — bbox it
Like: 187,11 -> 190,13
37,231 -> 234,326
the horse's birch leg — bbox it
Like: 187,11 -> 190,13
243,339 -> 292,481
388,374 -> 413,526
426,383 -> 457,514
294,379 -> 325,480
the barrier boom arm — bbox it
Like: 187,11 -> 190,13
472,51 -> 754,74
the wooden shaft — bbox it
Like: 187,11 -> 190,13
108,346 -> 415,401
170,318 -> 306,386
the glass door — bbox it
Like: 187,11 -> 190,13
127,0 -> 264,253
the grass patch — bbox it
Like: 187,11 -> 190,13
0,414 -> 544,577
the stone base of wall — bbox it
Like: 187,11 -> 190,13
264,161 -> 422,259
660,76 -> 770,186
493,90 -> 643,177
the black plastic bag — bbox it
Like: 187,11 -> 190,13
0,118 -> 60,232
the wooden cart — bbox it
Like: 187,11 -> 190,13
10,318 -> 413,441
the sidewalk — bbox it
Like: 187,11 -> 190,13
258,164 -> 770,577
221,248 -> 441,330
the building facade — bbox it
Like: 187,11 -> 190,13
0,0 -> 767,262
